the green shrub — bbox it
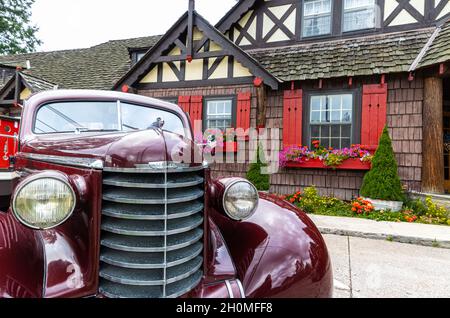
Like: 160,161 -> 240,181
360,127 -> 405,202
246,145 -> 270,191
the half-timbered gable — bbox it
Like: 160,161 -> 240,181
0,71 -> 57,114
114,9 -> 279,91
217,0 -> 450,50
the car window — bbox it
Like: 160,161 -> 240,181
34,101 -> 186,137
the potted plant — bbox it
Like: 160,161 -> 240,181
247,144 -> 270,191
360,127 -> 405,211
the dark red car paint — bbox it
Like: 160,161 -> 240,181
0,90 -> 333,298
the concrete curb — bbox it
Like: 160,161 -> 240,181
309,214 -> 450,249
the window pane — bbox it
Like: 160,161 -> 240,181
342,94 -> 353,110
304,0 -> 331,16
342,110 -> 352,123
343,0 -> 375,32
321,126 -> 330,137
311,125 -> 320,137
303,16 -> 331,37
311,96 -> 322,111
331,111 -> 341,122
342,125 -> 351,138
311,111 -> 321,123
344,0 -> 374,10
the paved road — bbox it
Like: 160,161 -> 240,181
324,234 -> 450,298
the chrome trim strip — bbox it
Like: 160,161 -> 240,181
236,279 -> 246,298
102,178 -> 204,189
225,280 -> 234,299
104,161 -> 208,173
0,172 -> 19,181
19,153 -> 104,170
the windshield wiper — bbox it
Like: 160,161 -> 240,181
74,127 -> 120,134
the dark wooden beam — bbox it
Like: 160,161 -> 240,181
207,56 -> 226,79
262,4 -> 296,42
155,50 -> 229,63
422,76 -> 445,194
256,84 -> 267,127
14,71 -> 20,105
187,0 -> 195,60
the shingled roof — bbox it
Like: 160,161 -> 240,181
249,27 -> 435,81
0,35 -> 161,90
416,20 -> 450,69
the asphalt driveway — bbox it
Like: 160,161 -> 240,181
324,234 -> 450,298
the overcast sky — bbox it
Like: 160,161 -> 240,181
31,0 -> 237,52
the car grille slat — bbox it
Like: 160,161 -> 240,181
101,228 -> 203,252
103,172 -> 204,188
103,187 -> 204,204
100,242 -> 203,269
99,271 -> 203,298
102,200 -> 204,220
99,166 -> 205,298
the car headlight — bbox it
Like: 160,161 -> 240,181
223,180 -> 259,221
12,176 -> 76,229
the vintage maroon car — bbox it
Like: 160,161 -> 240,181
0,90 -> 332,298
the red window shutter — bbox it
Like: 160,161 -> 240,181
361,84 -> 387,148
178,96 -> 191,114
189,96 -> 203,134
282,89 -> 303,148
237,92 -> 251,132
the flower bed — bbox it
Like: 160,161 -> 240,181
280,186 -> 450,226
280,143 -> 373,170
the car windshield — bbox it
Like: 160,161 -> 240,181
34,101 -> 186,136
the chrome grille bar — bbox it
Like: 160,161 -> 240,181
99,164 -> 204,298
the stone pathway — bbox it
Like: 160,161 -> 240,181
325,234 -> 450,298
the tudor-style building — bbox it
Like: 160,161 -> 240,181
2,0 -> 450,199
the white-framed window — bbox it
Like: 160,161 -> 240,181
302,0 -> 332,37
343,0 -> 376,32
308,93 -> 354,148
205,99 -> 233,131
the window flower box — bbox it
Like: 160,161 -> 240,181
285,158 -> 371,170
280,144 -> 373,170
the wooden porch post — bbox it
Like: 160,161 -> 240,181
422,76 -> 445,194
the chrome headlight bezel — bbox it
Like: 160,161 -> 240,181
222,179 -> 259,221
12,173 -> 76,230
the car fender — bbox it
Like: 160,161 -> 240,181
210,192 -> 333,298
0,211 -> 45,298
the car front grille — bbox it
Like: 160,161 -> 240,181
99,164 -> 205,298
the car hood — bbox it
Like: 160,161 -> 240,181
20,129 -> 203,168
